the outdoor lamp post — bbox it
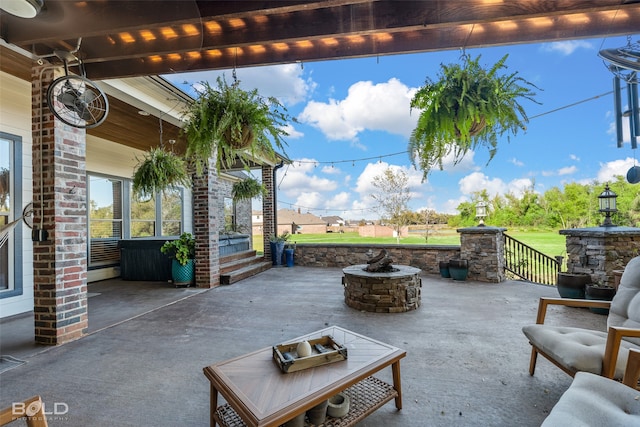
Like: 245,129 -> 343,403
598,183 -> 618,227
476,201 -> 487,226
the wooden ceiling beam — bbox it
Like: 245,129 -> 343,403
83,5 -> 640,79
6,1 -> 635,61
2,0 -> 639,79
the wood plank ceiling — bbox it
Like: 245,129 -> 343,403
2,0 -> 640,80
1,0 -> 639,156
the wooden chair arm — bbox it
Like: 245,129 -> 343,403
623,348 -> 640,388
602,326 -> 640,379
0,395 -> 48,427
535,297 -> 612,324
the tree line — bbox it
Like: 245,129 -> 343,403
446,176 -> 639,229
372,167 -> 639,231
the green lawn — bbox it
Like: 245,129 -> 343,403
253,229 -> 566,258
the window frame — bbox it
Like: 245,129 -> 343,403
0,132 -> 24,299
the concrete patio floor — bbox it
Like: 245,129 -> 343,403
0,267 -> 607,426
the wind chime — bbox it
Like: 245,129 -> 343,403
599,36 -> 640,183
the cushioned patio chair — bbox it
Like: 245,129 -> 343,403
541,348 -> 640,426
0,395 -> 48,427
522,255 -> 640,380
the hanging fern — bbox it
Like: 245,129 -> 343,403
132,147 -> 190,198
409,54 -> 540,179
183,76 -> 294,176
232,177 -> 267,200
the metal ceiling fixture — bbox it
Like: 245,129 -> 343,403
46,47 -> 109,129
0,0 -> 43,18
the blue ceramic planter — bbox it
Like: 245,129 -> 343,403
171,259 -> 194,286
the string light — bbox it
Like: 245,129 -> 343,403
287,89 -> 618,169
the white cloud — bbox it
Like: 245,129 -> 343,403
354,161 -> 424,197
163,63 -> 315,106
321,165 -> 342,174
298,78 -> 417,141
508,178 -> 536,198
557,165 -> 577,176
541,40 -> 593,55
277,160 -> 338,200
541,165 -> 578,177
458,172 -> 534,199
294,192 -> 324,212
443,196 -> 468,215
459,172 -> 508,196
570,154 -> 580,161
509,158 -> 524,167
437,147 -> 478,173
597,157 -> 636,183
282,123 -> 303,140
325,192 -> 351,211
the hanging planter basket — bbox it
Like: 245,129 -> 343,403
183,76 -> 293,175
132,147 -> 190,198
409,54 -> 539,179
224,123 -> 255,149
458,116 -> 487,138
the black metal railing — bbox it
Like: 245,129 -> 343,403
503,233 -> 559,285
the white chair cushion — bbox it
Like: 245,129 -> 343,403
522,325 -> 639,379
609,256 -> 640,346
542,371 -> 640,426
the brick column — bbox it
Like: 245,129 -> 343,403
457,226 -> 507,283
32,66 -> 88,345
192,159 -> 220,288
261,164 -> 275,261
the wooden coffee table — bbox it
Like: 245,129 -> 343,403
203,325 -> 406,427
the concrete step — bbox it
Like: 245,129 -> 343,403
220,260 -> 272,285
220,249 -> 257,264
220,252 -> 263,275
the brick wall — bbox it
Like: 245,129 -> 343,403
261,164 -> 275,260
192,159 -> 220,288
31,66 -> 88,345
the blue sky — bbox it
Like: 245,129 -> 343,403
164,34 -> 640,220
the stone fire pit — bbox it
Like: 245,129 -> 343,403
342,264 -> 422,313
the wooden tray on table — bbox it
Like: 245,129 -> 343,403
273,335 -> 348,373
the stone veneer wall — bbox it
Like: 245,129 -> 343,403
458,226 -> 507,283
294,227 -> 506,283
294,244 -> 460,274
343,265 -> 421,313
560,226 -> 640,287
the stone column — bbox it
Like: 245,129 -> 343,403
559,226 -> 640,286
261,164 -> 275,261
32,66 -> 88,345
192,159 -> 220,288
457,226 -> 507,283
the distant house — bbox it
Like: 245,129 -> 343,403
252,211 -> 264,236
322,216 -> 344,227
277,209 -> 327,235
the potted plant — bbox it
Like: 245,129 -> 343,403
585,282 -> 616,315
132,147 -> 190,198
160,232 -> 196,286
409,54 -> 539,179
269,231 -> 290,267
182,76 -> 293,175
448,259 -> 469,281
232,176 -> 267,201
556,272 -> 591,299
